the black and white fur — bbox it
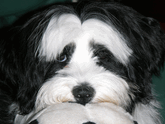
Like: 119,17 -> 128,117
0,1 -> 165,124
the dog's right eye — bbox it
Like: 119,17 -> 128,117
56,43 -> 75,63
57,54 -> 67,62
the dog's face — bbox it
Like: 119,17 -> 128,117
6,2 -> 165,121
35,15 -> 133,110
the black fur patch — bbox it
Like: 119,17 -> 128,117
29,120 -> 38,124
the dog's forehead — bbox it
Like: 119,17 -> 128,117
39,14 -> 132,64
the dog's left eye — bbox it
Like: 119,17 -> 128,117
96,50 -> 110,61
57,55 -> 67,62
98,51 -> 108,60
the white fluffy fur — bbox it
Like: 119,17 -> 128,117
132,100 -> 161,124
36,63 -> 133,110
15,103 -> 134,124
39,14 -> 132,64
39,14 -> 82,61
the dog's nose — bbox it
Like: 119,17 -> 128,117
72,84 -> 95,105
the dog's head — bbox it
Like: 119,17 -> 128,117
9,1 -> 165,115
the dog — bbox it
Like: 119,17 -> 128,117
0,1 -> 165,124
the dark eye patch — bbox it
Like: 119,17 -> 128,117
91,43 -> 115,63
43,42 -> 75,81
95,47 -> 113,62
56,42 -> 76,63
91,42 -> 128,79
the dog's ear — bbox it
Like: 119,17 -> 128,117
141,17 -> 165,76
128,16 -> 165,78
125,16 -> 165,98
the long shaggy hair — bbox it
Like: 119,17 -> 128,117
0,1 -> 165,124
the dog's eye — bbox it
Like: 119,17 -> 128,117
97,51 -> 108,60
57,55 -> 67,62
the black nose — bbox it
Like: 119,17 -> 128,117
72,84 -> 95,105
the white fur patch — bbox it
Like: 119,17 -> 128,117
38,14 -> 132,64
39,14 -> 82,61
132,100 -> 161,124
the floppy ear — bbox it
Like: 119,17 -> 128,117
141,17 -> 165,76
123,16 -> 165,100
128,16 -> 165,79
